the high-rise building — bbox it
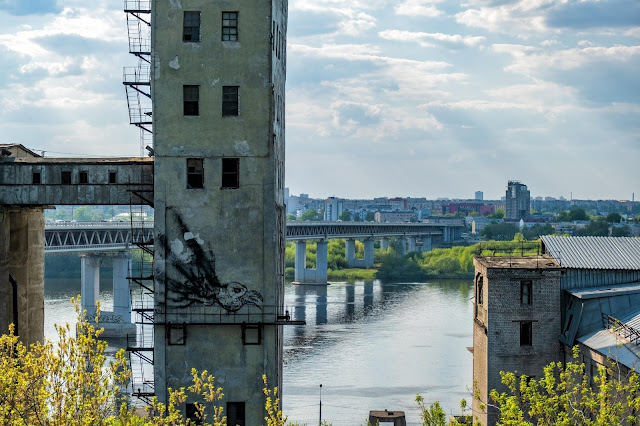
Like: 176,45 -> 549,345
324,196 -> 343,221
475,191 -> 483,201
152,1 -> 288,423
505,181 -> 530,220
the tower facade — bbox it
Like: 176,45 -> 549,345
505,181 -> 530,220
152,1 -> 287,423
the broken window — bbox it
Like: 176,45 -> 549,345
109,171 -> 117,184
79,171 -> 88,184
521,280 -> 532,305
226,402 -> 245,426
477,276 -> 483,305
185,403 -> 202,425
32,171 -> 41,184
187,158 -> 204,189
184,85 -> 200,116
221,158 -> 239,189
183,11 -> 201,42
222,86 -> 238,116
222,12 -> 238,41
61,171 -> 71,184
520,321 -> 532,346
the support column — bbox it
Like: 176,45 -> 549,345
0,208 -> 11,336
443,226 -> 450,242
363,238 -> 374,267
380,237 -> 390,251
315,240 -> 328,284
397,238 -> 407,256
421,236 -> 432,252
112,253 -> 131,320
294,241 -> 307,284
408,236 -> 417,253
345,238 -> 356,267
81,256 -> 101,316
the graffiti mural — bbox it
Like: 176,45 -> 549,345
160,211 -> 263,311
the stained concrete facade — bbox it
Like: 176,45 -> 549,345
151,1 -> 287,423
472,256 -> 563,426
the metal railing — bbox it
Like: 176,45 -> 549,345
602,313 -> 640,345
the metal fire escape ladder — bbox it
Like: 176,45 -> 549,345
124,0 -> 152,157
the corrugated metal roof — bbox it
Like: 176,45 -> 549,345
578,328 -> 640,373
541,236 -> 640,270
568,282 -> 640,299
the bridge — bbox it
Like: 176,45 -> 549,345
44,219 -> 463,285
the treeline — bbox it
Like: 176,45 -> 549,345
284,239 -> 376,280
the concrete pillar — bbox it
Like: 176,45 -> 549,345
408,236 -> 417,253
421,236 -> 432,252
346,284 -> 355,317
0,207 -> 44,347
112,254 -> 131,320
380,237 -> 390,251
294,241 -> 307,284
345,238 -> 356,267
443,226 -> 450,242
397,238 -> 407,256
315,240 -> 328,283
363,238 -> 374,267
81,256 -> 101,316
364,281 -> 374,309
315,285 -> 328,325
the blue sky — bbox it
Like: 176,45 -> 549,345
0,0 -> 638,200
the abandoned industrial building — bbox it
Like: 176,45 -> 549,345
472,236 -> 640,425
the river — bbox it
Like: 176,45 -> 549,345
44,278 -> 473,425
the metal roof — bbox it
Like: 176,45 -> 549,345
541,236 -> 640,270
578,326 -> 640,373
568,282 -> 640,300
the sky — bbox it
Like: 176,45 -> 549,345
0,0 -> 638,201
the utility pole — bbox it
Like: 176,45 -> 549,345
319,384 -> 322,425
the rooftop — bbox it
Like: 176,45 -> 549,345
568,282 -> 640,300
541,236 -> 640,270
475,255 -> 560,269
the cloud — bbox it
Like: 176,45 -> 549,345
547,0 -> 640,30
379,29 -> 486,48
455,0 -> 554,33
394,0 -> 443,17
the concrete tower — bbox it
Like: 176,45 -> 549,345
505,181 -> 530,220
152,1 -> 287,424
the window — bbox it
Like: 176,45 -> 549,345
185,403 -> 202,425
521,280 -> 532,305
32,172 -> 41,184
168,324 -> 187,345
226,402 -> 245,426
477,276 -> 483,305
183,12 -> 200,42
242,324 -> 262,345
187,158 -> 204,189
520,321 -> 532,346
109,171 -> 117,184
221,158 -> 239,189
222,86 -> 238,116
184,85 -> 200,116
79,171 -> 88,184
222,12 -> 238,41
61,171 -> 71,184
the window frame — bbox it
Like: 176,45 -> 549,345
109,171 -> 117,184
183,85 -> 200,116
61,171 -> 71,184
226,402 -> 246,426
79,171 -> 88,184
186,158 -> 204,189
183,11 -> 201,42
32,171 -> 41,184
222,86 -> 239,117
222,11 -> 238,41
221,158 -> 239,189
520,321 -> 533,346
521,280 -> 532,306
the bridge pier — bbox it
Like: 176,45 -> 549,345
293,240 -> 328,285
408,236 -> 418,253
346,238 -> 374,268
397,238 -> 407,256
0,207 -> 45,347
380,237 -> 390,251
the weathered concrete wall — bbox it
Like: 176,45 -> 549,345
0,207 -> 44,347
473,258 -> 563,426
0,159 -> 153,205
152,0 -> 287,423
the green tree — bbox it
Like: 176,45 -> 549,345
489,347 -> 640,425
522,223 -> 555,240
286,213 -> 297,221
611,225 -> 631,237
575,219 -> 610,236
73,206 -> 96,222
365,211 -> 375,222
557,208 -> 589,222
486,208 -> 505,219
300,209 -> 322,221
606,212 -> 622,223
481,222 -> 519,241
339,210 -> 352,221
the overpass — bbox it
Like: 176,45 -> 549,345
44,219 -> 463,284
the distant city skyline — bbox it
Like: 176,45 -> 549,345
0,0 -> 638,200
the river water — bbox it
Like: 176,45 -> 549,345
44,278 -> 473,425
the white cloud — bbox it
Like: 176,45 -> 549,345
455,0 -> 556,34
394,0 -> 443,17
379,29 -> 486,48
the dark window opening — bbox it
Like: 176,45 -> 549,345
32,172 -> 41,184
79,171 -> 88,184
168,324 -> 187,345
187,158 -> 204,189
521,280 -> 532,305
109,171 -> 117,184
520,321 -> 532,346
185,403 -> 202,425
222,12 -> 238,41
221,158 -> 239,189
222,86 -> 239,116
564,315 -> 573,334
477,276 -> 483,305
227,402 -> 245,426
183,12 -> 201,42
61,171 -> 71,184
184,85 -> 200,116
